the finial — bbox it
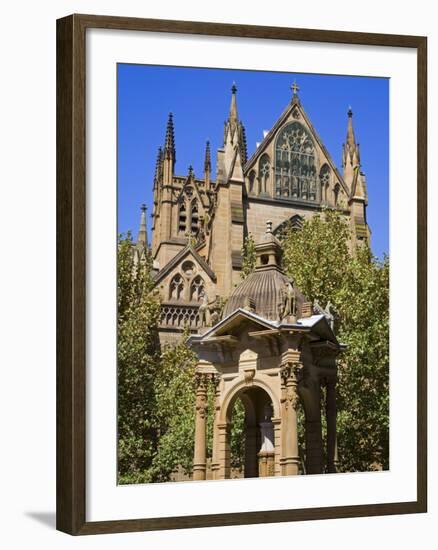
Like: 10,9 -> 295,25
188,164 -> 194,177
137,202 -> 148,248
348,106 -> 353,117
204,140 -> 211,172
231,82 -> 237,94
164,112 -> 175,154
291,80 -> 300,97
266,220 -> 273,234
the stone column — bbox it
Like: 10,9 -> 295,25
280,362 -> 303,476
193,373 -> 209,481
210,374 -> 221,480
272,417 -> 282,476
325,377 -> 338,473
217,422 -> 231,479
305,420 -> 323,474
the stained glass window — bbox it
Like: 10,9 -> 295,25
275,122 -> 317,201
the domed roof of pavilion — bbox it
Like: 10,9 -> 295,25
223,221 -> 307,322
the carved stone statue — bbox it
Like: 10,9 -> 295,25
198,291 -> 209,328
282,280 -> 295,319
208,295 -> 224,326
324,301 -> 335,330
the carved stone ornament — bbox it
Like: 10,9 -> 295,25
280,361 -> 303,385
195,372 -> 210,391
196,392 -> 208,419
243,368 -> 256,386
286,385 -> 300,410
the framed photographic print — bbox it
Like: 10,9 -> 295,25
56,14 -> 427,535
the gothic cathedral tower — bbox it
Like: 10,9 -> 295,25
145,84 -> 369,343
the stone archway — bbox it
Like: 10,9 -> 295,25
225,386 -> 274,479
215,383 -> 280,480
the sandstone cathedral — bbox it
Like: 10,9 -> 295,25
133,83 -> 370,479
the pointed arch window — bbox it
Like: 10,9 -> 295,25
190,275 -> 205,302
259,154 -> 271,194
333,183 -> 340,207
319,164 -> 330,203
169,273 -> 184,300
190,200 -> 199,234
178,202 -> 187,233
248,170 -> 256,194
273,214 -> 304,238
274,122 -> 317,202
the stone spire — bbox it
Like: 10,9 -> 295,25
137,203 -> 148,249
342,107 -> 361,194
342,107 -> 360,168
346,107 -> 356,149
223,83 -> 247,165
204,140 -> 211,187
229,82 -> 238,124
164,112 -> 175,160
204,140 -> 211,173
153,146 -> 163,194
162,113 -> 175,185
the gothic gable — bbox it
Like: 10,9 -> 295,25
244,98 -> 350,207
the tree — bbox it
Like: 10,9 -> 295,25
117,234 -> 161,484
241,234 -> 256,279
281,210 -> 389,472
148,332 -> 198,482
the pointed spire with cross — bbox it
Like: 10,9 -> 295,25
137,203 -> 148,249
291,80 -> 300,96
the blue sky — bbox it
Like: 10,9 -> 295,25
118,65 -> 389,258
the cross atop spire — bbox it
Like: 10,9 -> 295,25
342,105 -> 360,171
228,82 -> 238,124
223,82 -> 247,163
291,80 -> 300,97
137,203 -> 148,249
346,106 -> 356,149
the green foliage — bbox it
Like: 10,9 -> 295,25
229,398 -> 246,471
241,234 -> 256,279
117,234 -> 161,484
148,332 -> 198,482
282,209 -> 351,304
117,235 -> 199,484
281,210 -> 389,472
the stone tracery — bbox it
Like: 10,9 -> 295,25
275,122 -> 318,201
